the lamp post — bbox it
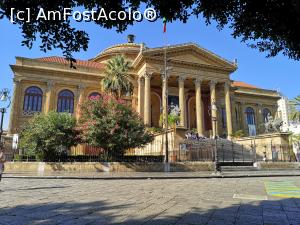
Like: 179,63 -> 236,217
0,88 -> 11,149
161,44 -> 172,164
211,101 -> 220,172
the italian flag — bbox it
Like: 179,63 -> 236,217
163,17 -> 167,33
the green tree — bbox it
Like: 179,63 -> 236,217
159,114 -> 180,129
230,130 -> 245,140
19,112 -> 81,161
78,94 -> 154,160
1,1 -> 299,61
290,133 -> 300,145
289,95 -> 300,122
102,55 -> 133,99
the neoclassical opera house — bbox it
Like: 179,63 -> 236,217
8,36 -> 280,143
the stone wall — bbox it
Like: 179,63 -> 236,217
256,162 -> 300,170
4,161 -> 300,174
4,161 -> 215,174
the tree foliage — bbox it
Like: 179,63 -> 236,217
290,133 -> 300,145
19,112 -> 81,161
102,55 -> 133,98
78,94 -> 154,159
230,130 -> 245,139
1,1 -> 299,61
289,95 -> 300,122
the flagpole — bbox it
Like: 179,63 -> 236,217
163,18 -> 169,163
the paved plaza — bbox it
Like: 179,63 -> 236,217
1,177 -> 300,225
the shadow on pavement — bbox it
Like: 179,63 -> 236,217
1,198 -> 300,225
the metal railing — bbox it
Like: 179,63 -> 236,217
10,139 -> 296,163
13,153 -> 164,163
177,139 -> 295,163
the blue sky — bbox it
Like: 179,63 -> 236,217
0,14 -> 299,129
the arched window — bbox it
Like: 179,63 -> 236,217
23,86 -> 43,112
88,92 -> 101,99
263,108 -> 271,122
246,107 -> 255,125
221,108 -> 227,128
57,89 -> 74,113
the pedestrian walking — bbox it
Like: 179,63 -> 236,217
0,149 -> 6,182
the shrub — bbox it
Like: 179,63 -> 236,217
19,112 -> 81,161
78,94 -> 154,160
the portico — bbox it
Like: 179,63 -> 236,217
136,70 -> 234,138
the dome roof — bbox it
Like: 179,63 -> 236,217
92,43 -> 141,62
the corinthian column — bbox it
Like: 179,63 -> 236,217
137,76 -> 144,117
144,73 -> 152,125
224,82 -> 233,138
76,84 -> 86,120
44,81 -> 54,113
178,76 -> 186,127
209,80 -> 218,137
161,73 -> 169,129
194,78 -> 204,136
8,78 -> 21,135
257,103 -> 263,134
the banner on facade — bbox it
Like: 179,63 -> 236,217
248,125 -> 257,136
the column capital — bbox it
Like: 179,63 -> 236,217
138,76 -> 145,84
209,80 -> 217,88
271,105 -> 278,109
160,72 -> 170,81
224,81 -> 231,89
193,77 -> 203,85
144,72 -> 153,79
177,76 -> 186,83
46,80 -> 54,89
77,84 -> 86,90
13,78 -> 22,84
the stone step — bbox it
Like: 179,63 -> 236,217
220,166 -> 258,171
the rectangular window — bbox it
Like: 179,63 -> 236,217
168,95 -> 179,108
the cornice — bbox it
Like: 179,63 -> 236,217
10,64 -> 103,81
234,90 -> 281,99
138,56 -> 234,74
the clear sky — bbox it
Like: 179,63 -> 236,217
0,14 -> 299,129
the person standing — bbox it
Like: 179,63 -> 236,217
0,149 -> 6,182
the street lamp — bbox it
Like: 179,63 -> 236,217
160,44 -> 173,164
0,88 -> 11,148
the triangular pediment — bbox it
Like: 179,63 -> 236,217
169,51 -> 219,66
140,43 -> 236,71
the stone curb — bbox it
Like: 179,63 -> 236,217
3,173 -> 300,180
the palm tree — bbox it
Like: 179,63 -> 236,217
290,133 -> 300,145
102,55 -> 133,99
289,95 -> 300,122
289,133 -> 300,161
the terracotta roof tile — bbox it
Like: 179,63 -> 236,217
36,56 -> 105,69
232,81 -> 258,89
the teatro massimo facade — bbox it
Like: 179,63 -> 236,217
7,36 -> 280,140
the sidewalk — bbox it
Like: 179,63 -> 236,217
3,169 -> 300,179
